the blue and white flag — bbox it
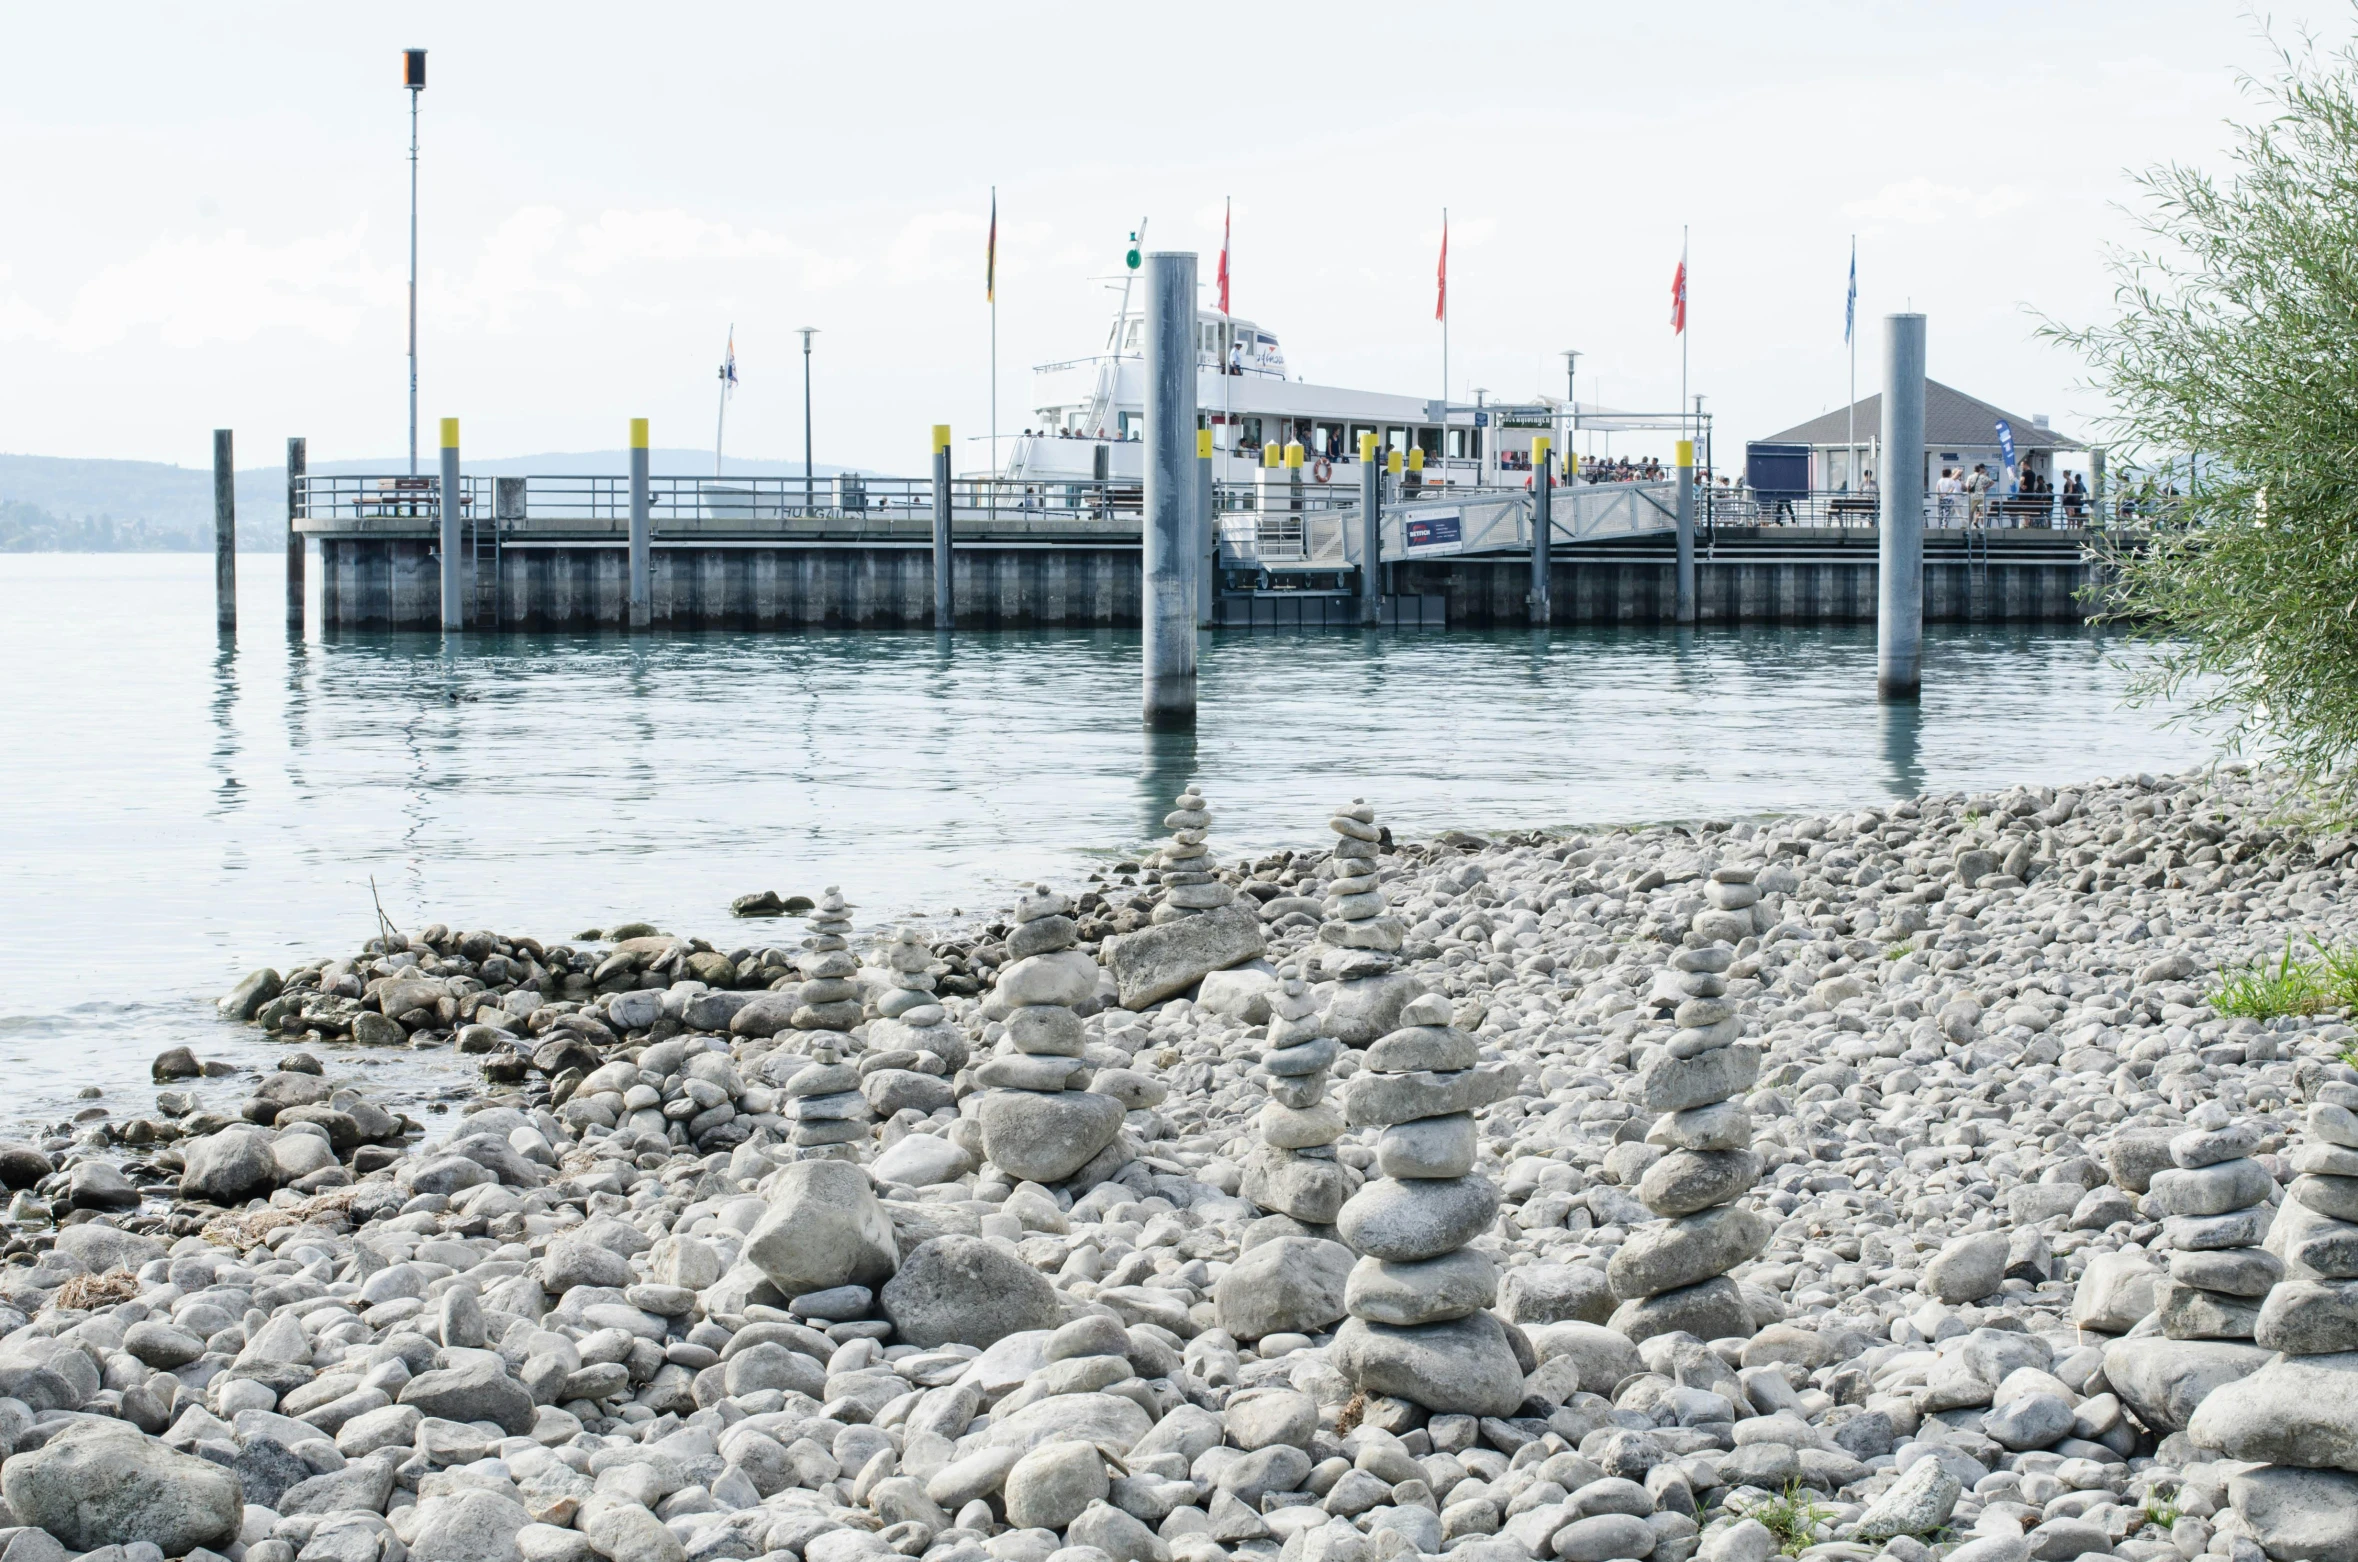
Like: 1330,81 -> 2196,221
722,327 -> 739,395
1845,238 -> 1856,345
1995,418 -> 2016,469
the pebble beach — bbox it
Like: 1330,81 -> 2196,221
0,763 -> 2353,1562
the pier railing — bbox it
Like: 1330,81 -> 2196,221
1713,486 -> 2159,531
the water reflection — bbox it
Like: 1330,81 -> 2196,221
1141,725 -> 1200,840
1880,699 -> 1925,797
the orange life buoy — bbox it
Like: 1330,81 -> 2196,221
1312,457 -> 1333,484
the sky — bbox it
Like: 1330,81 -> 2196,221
0,2 -> 2317,476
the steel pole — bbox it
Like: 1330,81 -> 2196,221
628,418 -> 651,629
1197,431 -> 1215,629
1141,251 -> 1198,726
932,427 -> 953,630
1359,434 -> 1382,626
1675,438 -> 1696,625
286,436 -> 306,632
2091,445 -> 2107,526
213,429 -> 236,633
438,418 -> 461,631
1878,313 -> 1927,700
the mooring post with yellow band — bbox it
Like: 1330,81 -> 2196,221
628,418 -> 651,630
1358,432 -> 1382,626
1197,427 -> 1215,628
932,425 -> 954,630
1530,436 -> 1553,625
1675,437 -> 1697,626
439,417 -> 463,631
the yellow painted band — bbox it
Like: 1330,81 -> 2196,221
932,424 -> 951,453
1284,442 -> 1304,469
630,418 -> 649,449
1198,429 -> 1213,459
1532,435 -> 1551,459
1263,443 -> 1281,468
439,417 -> 458,449
1676,439 -> 1695,466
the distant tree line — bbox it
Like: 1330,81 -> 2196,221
0,500 -> 212,553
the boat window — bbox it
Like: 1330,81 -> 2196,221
1415,427 -> 1442,458
1385,427 -> 1407,452
1123,320 -> 1142,351
1242,416 -> 1264,449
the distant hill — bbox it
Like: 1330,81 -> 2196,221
0,450 -> 881,552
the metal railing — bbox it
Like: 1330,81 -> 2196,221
1709,486 -> 2116,530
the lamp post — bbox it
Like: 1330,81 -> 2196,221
404,48 -> 425,476
798,327 -> 819,513
1560,349 -> 1581,471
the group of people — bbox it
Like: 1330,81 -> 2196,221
1928,463 -> 2091,526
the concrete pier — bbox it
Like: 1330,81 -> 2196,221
1140,251 -> 1198,726
214,429 -> 236,633
1878,314 -> 1927,699
286,437 -> 306,632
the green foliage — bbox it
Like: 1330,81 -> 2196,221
1750,1481 -> 1834,1551
2212,943 -> 2331,1018
2045,29 -> 2358,811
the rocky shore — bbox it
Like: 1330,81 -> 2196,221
0,766 -> 2355,1562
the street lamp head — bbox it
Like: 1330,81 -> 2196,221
403,48 -> 426,90
797,327 -> 819,347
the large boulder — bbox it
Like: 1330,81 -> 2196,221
884,1235 -> 1063,1348
741,1159 -> 900,1298
398,1351 -> 535,1435
2070,1251 -> 2161,1334
1103,903 -> 1267,1010
1214,1236 -> 1353,1341
2103,1337 -> 2274,1434
2229,1466 -> 2358,1562
1330,1312 -> 1526,1418
2188,1351 -> 2358,1469
977,1089 -> 1125,1185
218,968 -> 283,1021
1,1422 -> 243,1554
179,1126 -> 279,1204
404,1487 -> 534,1562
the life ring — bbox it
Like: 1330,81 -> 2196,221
1312,457 -> 1333,484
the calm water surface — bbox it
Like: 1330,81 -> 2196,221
2,553 -> 2215,1131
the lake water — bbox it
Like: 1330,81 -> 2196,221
2,552 -> 2216,1134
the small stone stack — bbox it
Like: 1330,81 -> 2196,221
1690,864 -> 1761,944
866,927 -> 967,1069
2147,1100 -> 2280,1340
1609,939 -> 1769,1342
1321,799 -> 1405,970
1331,991 -> 1523,1417
778,1043 -> 870,1160
2187,1088 -> 2358,1561
1240,963 -> 1350,1226
976,886 -> 1126,1188
1151,787 -> 1234,924
791,888 -> 865,1035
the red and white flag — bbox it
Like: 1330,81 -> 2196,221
1217,198 -> 1231,315
1671,243 -> 1688,335
1435,213 -> 1449,322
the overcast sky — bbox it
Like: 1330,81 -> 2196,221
0,3 -> 2312,474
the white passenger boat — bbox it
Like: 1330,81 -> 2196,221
997,302 -> 1559,491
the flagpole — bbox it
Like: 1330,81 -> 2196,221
990,185 -> 998,507
715,324 -> 732,479
1440,207 -> 1449,473
1680,225 -> 1689,451
1848,236 -> 1857,495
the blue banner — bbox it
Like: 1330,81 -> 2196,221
1995,418 -> 2016,469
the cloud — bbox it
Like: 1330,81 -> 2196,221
1842,178 -> 2032,228
567,208 -> 858,290
0,222 -> 398,350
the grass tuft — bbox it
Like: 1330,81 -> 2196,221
2211,943 -> 2331,1019
1751,1480 -> 1835,1551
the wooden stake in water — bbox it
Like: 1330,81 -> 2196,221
286,436 -> 306,633
214,429 -> 236,633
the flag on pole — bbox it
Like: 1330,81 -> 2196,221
1435,214 -> 1448,322
986,189 -> 997,304
721,327 -> 737,393
1671,244 -> 1688,335
1845,238 -> 1857,345
1217,198 -> 1231,315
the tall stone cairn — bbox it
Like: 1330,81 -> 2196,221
1153,786 -> 1235,923
1330,991 -> 1523,1417
2147,1100 -> 2279,1340
791,888 -> 865,1034
778,887 -> 872,1159
1607,938 -> 1770,1342
1240,963 -> 1350,1226
2186,1082 -> 2358,1556
976,886 -> 1126,1187
1321,800 -> 1405,971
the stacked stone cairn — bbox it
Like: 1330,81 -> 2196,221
2185,1082 -> 2358,1557
865,925 -> 967,1070
2146,1099 -> 2280,1340
1321,799 -> 1405,972
1331,990 -> 1523,1416
1691,862 -> 1762,943
1240,962 -> 1349,1226
1608,937 -> 1770,1342
976,885 -> 1126,1187
1151,786 -> 1234,923
777,887 -> 872,1159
